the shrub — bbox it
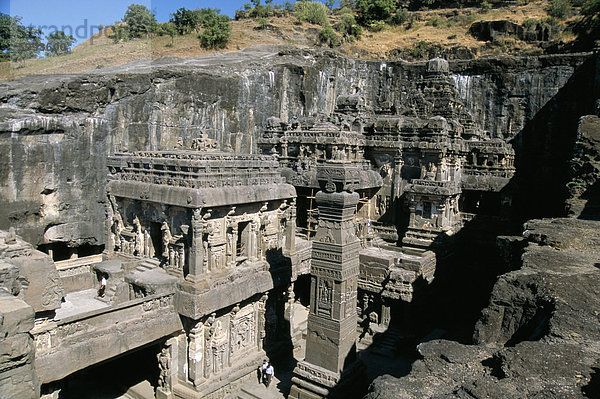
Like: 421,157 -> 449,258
156,22 -> 177,46
109,24 -> 128,43
319,26 -> 340,47
336,10 -> 363,41
294,1 -> 330,26
546,0 -> 571,19
256,17 -> 270,30
480,1 -> 492,13
582,0 -> 600,16
356,0 -> 397,24
522,18 -> 538,30
426,16 -> 443,27
368,20 -> 386,31
391,8 -> 409,25
198,10 -> 231,49
411,41 -> 430,59
544,16 -> 560,26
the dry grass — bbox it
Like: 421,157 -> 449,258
0,1 -> 579,81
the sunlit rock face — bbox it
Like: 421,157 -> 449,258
0,47 -> 593,249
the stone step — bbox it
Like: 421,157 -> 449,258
98,285 -> 117,303
135,258 -> 160,273
372,327 -> 404,358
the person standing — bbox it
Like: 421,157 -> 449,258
260,359 -> 268,384
265,362 -> 274,387
98,275 -> 107,298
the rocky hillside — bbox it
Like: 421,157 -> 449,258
0,0 -> 590,81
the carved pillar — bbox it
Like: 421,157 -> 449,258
227,224 -> 238,267
290,162 -> 366,399
188,209 -> 204,279
257,294 -> 267,350
285,283 -> 296,344
178,246 -> 185,271
381,297 -> 391,327
392,153 -> 404,201
248,217 -> 259,261
228,304 -> 239,368
188,321 -> 204,386
203,314 -> 216,379
281,142 -> 288,157
287,199 -> 297,256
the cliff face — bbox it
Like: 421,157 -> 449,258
0,46 -> 597,249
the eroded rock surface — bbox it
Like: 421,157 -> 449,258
366,218 -> 600,398
0,47 -> 596,248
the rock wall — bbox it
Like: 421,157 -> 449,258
366,218 -> 600,399
0,46 -> 597,248
0,289 -> 37,399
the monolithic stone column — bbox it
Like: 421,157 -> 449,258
188,209 -> 204,279
187,321 -> 204,386
289,162 -> 366,399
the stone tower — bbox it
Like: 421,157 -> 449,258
289,161 -> 365,399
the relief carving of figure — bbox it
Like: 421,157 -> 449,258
318,280 -> 332,311
427,162 -> 437,180
161,221 -> 172,258
144,229 -> 153,257
133,216 -> 143,256
158,346 -> 171,391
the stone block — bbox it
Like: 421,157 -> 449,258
10,251 -> 64,312
0,290 -> 34,337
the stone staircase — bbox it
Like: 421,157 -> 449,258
371,327 -> 404,358
98,284 -> 117,304
134,258 -> 161,273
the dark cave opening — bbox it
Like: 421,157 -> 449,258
41,341 -> 161,399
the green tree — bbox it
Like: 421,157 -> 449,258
546,0 -> 571,19
355,0 -> 398,24
0,14 -> 43,61
0,13 -> 16,60
198,9 -> 231,49
170,8 -> 200,35
45,30 -> 76,56
156,22 -> 177,46
294,1 -> 330,27
123,4 -> 157,38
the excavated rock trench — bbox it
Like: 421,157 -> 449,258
1,46 -> 599,398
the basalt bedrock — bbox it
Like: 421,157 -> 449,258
0,45 -> 598,398
1,46 -> 597,247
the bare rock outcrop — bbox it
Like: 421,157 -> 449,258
366,218 -> 600,399
566,115 -> 600,218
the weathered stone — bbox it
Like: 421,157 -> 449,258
0,230 -> 64,313
367,218 -> 600,399
0,289 -> 37,399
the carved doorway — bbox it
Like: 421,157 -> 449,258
150,222 -> 163,260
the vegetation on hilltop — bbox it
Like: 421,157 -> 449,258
1,0 -> 599,80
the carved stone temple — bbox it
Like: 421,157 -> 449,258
289,162 -> 366,399
1,48 -> 565,399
